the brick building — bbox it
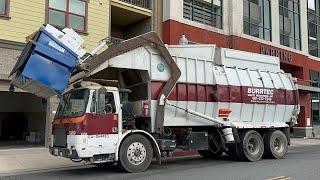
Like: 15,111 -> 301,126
162,0 -> 320,137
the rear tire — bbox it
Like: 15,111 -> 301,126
237,130 -> 264,162
264,130 -> 288,159
118,134 -> 153,173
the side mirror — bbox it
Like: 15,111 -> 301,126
96,87 -> 107,115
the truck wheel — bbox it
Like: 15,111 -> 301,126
237,130 -> 264,162
264,130 -> 288,159
118,134 -> 153,173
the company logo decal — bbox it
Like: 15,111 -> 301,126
88,134 -> 110,138
246,87 -> 275,103
157,63 -> 165,72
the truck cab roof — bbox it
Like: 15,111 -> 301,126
67,80 -> 119,92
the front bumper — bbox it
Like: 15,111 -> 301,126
49,146 -> 79,159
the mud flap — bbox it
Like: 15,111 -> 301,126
232,127 -> 241,143
282,127 -> 291,145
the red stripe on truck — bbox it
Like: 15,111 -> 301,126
151,81 -> 298,105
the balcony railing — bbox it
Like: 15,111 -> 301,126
119,0 -> 151,10
297,79 -> 320,88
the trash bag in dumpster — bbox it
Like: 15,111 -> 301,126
9,26 -> 83,98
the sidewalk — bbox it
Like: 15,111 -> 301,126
0,138 -> 320,176
0,148 -> 87,176
290,137 -> 320,147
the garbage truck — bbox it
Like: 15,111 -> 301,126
10,26 -> 300,173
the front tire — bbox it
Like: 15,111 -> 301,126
237,130 -> 264,162
118,134 -> 153,173
264,130 -> 288,159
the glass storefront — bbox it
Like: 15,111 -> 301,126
311,93 -> 320,126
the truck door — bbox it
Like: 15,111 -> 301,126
87,91 -> 118,135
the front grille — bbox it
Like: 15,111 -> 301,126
53,125 -> 67,147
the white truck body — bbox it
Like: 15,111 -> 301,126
90,44 -> 299,131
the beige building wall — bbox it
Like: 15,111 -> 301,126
0,0 -> 110,51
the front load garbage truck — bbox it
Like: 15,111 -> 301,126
10,26 -> 300,173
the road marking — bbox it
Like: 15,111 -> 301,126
266,176 -> 292,180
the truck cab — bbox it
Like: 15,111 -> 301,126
50,80 -> 163,173
51,81 -> 123,163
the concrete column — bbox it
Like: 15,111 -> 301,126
271,0 -> 280,44
45,96 -> 59,147
222,0 -> 230,35
228,0 -> 243,36
163,0 -> 183,22
152,0 -> 163,37
300,0 -> 309,53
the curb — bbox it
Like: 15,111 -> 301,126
303,137 -> 320,140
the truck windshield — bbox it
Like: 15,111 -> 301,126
55,89 -> 89,119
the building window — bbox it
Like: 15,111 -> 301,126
310,70 -> 320,87
47,0 -> 87,32
311,92 -> 320,125
308,0 -> 320,57
279,0 -> 301,50
183,0 -> 223,29
310,70 -> 320,125
243,0 -> 272,41
0,0 -> 9,17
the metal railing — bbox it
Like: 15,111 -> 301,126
119,0 -> 151,10
297,79 -> 320,88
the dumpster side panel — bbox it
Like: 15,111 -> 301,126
10,28 -> 79,98
21,52 -> 71,92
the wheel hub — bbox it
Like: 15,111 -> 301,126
127,142 -> 146,165
247,138 -> 259,155
274,137 -> 284,153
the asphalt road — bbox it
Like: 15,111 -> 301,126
2,145 -> 320,180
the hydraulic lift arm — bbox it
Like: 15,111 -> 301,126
72,32 -> 181,134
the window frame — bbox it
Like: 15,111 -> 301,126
279,0 -> 301,50
308,0 -> 320,57
46,0 -> 88,33
310,70 -> 320,87
0,0 -> 10,18
310,70 -> 320,124
183,0 -> 223,29
243,0 -> 272,41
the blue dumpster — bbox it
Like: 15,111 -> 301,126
10,27 -> 79,98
